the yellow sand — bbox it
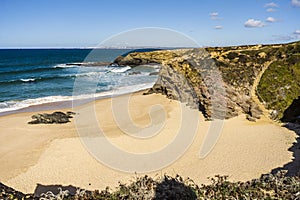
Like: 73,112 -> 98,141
0,92 -> 296,193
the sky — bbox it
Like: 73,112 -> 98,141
0,0 -> 300,48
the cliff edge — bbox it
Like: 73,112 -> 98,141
114,41 -> 300,122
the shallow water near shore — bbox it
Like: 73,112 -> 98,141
0,49 -> 159,115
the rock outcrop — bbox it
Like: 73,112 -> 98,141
113,41 -> 300,121
28,111 -> 75,124
114,50 -> 178,66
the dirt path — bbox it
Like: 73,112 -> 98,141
250,61 -> 272,119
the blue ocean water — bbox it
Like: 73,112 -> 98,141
0,49 -> 159,114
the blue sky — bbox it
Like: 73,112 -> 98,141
0,0 -> 299,48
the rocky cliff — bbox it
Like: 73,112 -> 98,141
114,41 -> 300,122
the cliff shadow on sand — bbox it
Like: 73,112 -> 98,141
271,97 -> 300,176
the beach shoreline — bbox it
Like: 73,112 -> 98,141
0,87 -> 152,117
0,91 -> 297,194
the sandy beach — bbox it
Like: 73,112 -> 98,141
0,91 -> 297,194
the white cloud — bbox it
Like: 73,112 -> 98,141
291,0 -> 300,7
210,12 -> 218,17
244,19 -> 266,28
264,2 -> 279,7
273,34 -> 300,41
214,26 -> 223,29
266,8 -> 277,12
272,35 -> 295,41
266,17 -> 276,22
209,12 -> 222,20
273,30 -> 300,41
294,30 -> 300,34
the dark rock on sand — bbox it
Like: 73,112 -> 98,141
28,111 -> 75,124
246,115 -> 257,122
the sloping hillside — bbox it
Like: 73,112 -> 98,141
114,41 -> 300,122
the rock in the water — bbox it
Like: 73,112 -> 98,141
128,71 -> 141,75
28,111 -> 75,124
149,72 -> 159,76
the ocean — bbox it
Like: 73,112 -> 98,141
0,49 -> 159,115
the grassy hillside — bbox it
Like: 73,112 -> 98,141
257,42 -> 300,120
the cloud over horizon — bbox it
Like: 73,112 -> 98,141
244,19 -> 265,28
264,2 -> 279,7
214,25 -> 223,29
209,12 -> 222,20
266,17 -> 276,22
266,8 -> 277,12
291,0 -> 300,7
273,30 -> 300,41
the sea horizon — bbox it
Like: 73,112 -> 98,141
1,39 -> 299,50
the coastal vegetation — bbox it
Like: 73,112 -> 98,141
257,51 -> 300,121
1,171 -> 299,199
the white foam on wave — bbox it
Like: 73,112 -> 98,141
0,96 -> 73,113
53,64 -> 79,68
75,71 -> 102,77
0,82 -> 155,114
143,64 -> 161,69
53,62 -> 100,68
109,66 -> 131,73
20,78 -> 36,82
106,82 -> 154,97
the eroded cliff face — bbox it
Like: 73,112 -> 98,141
113,41 -> 300,121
